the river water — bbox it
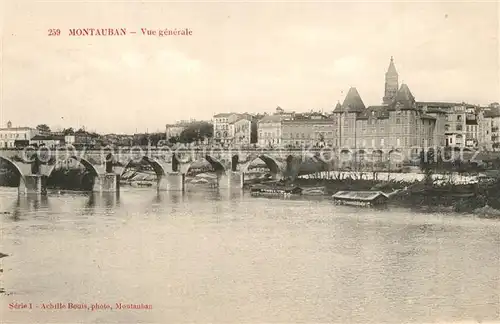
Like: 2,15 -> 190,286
0,187 -> 499,323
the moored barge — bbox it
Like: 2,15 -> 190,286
250,184 -> 303,197
332,190 -> 389,206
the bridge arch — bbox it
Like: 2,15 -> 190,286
204,155 -> 226,173
46,156 -> 100,178
0,156 -> 25,185
120,156 -> 166,179
184,155 -> 226,177
243,154 -> 281,175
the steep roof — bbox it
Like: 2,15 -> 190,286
333,102 -> 342,112
386,56 -> 397,75
336,87 -> 366,113
357,106 -> 389,120
388,83 -> 416,110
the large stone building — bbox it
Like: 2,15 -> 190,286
281,113 -> 334,147
332,83 -> 437,157
0,121 -> 39,148
330,57 -> 494,159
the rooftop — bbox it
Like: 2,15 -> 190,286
0,127 -> 35,131
334,87 -> 366,113
357,106 -> 389,120
213,113 -> 235,118
31,134 -> 65,140
388,83 -> 416,110
258,115 -> 283,123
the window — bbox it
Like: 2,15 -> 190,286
396,118 -> 401,124
445,124 -> 450,131
457,115 -> 462,121
456,124 -> 463,131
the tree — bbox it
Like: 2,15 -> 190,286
251,120 -> 258,144
149,132 -> 166,146
179,121 -> 213,143
63,127 -> 75,135
36,124 -> 51,133
75,127 -> 86,135
168,136 -> 180,144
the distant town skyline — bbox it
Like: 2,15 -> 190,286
1,1 -> 498,133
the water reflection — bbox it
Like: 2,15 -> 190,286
82,192 -> 120,215
10,194 -> 49,221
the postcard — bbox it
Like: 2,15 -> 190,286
1,1 -> 499,323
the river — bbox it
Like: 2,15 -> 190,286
0,188 -> 499,323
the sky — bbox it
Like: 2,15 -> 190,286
1,0 -> 499,134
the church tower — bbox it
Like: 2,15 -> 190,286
383,56 -> 399,105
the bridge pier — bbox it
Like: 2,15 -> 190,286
217,171 -> 244,189
158,172 -> 185,191
93,173 -> 120,192
19,175 -> 47,195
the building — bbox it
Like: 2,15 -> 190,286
332,58 -> 439,158
30,134 -> 65,148
281,113 -> 334,148
230,115 -> 253,146
417,102 -> 492,150
213,113 -> 241,145
483,103 -> 500,150
257,114 -> 283,147
0,121 -> 39,148
273,106 -> 295,120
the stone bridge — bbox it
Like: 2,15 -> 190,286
0,146 -> 406,194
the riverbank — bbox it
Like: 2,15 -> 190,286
292,176 -> 500,218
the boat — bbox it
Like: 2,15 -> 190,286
301,187 -> 326,196
332,190 -> 389,206
250,184 -> 303,197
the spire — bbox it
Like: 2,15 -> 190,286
387,56 -> 397,75
334,101 -> 342,112
341,87 -> 366,113
383,56 -> 399,105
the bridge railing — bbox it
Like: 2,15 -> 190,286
2,144 -> 489,167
